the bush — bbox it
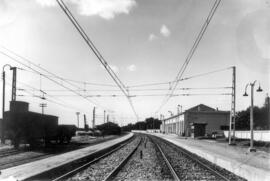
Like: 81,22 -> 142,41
96,122 -> 121,135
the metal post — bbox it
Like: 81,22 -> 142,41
76,112 -> 80,128
229,66 -> 236,145
249,83 -> 256,152
83,114 -> 87,129
39,103 -> 47,114
1,64 -> 12,144
92,107 -> 96,129
232,66 -> 236,143
10,67 -> 17,101
1,71 -> 5,144
104,110 -> 106,124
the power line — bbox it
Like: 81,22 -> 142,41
19,67 -> 117,87
0,50 -> 108,110
56,0 -> 138,121
156,0 -> 222,113
35,86 -> 231,92
0,46 -> 83,90
128,66 -> 231,88
15,79 -> 85,112
20,93 -> 230,97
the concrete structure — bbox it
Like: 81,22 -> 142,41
161,104 -> 230,137
224,130 -> 270,142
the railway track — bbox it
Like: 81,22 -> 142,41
0,149 -> 25,158
109,135 -> 174,181
150,135 -> 245,181
0,153 -> 53,170
49,136 -> 141,181
20,134 -> 244,181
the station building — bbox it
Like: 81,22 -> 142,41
161,104 -> 230,137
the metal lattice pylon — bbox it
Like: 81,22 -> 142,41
229,66 -> 236,144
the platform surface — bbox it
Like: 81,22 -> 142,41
149,133 -> 270,181
0,133 -> 133,181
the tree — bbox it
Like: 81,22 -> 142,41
235,96 -> 270,130
96,122 -> 121,135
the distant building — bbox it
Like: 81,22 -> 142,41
161,104 -> 230,137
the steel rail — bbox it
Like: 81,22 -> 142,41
52,138 -> 135,181
150,137 -> 180,181
154,136 -> 230,181
103,138 -> 143,181
171,142 -> 230,181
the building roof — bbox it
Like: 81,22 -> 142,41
186,104 -> 216,112
163,104 -> 229,121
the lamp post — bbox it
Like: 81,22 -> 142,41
243,81 -> 263,152
1,64 -> 13,144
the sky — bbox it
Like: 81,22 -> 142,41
0,0 -> 269,127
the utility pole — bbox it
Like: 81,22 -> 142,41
39,103 -> 47,114
76,112 -> 80,128
229,66 -> 236,145
107,114 -> 109,123
92,107 -> 96,129
10,67 -> 17,101
1,64 -> 13,144
84,114 -> 88,131
104,110 -> 106,124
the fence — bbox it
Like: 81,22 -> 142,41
223,130 -> 270,142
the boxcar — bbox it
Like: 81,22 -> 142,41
4,111 -> 58,148
3,101 -> 77,148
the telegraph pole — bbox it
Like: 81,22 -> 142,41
10,67 -> 17,101
1,64 -> 13,144
76,112 -> 80,128
1,69 -> 6,144
92,107 -> 96,129
104,110 -> 106,124
39,103 -> 47,114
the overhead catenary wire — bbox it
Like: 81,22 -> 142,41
20,93 -> 231,98
33,86 -> 232,92
156,0 -> 222,113
0,50 -> 108,110
18,67 -> 117,87
0,46 -> 84,90
56,0 -> 138,121
128,66 -> 231,88
14,79 -> 86,112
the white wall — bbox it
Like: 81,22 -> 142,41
224,130 -> 270,142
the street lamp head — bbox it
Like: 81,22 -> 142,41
243,92 -> 248,97
256,85 -> 263,92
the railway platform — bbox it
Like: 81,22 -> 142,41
0,133 -> 133,181
149,133 -> 270,181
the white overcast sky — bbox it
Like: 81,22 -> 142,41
0,0 -> 269,127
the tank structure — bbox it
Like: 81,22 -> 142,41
3,101 -> 76,148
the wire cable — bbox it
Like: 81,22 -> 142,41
56,0 -> 138,121
156,0 -> 222,113
0,50 -> 107,110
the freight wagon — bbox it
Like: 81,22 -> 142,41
3,101 -> 76,148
